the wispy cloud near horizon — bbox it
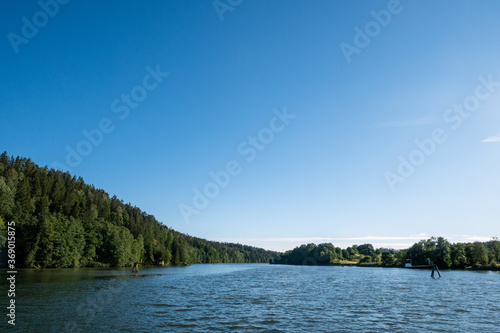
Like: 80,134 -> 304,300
481,133 -> 500,143
216,234 -> 495,251
449,235 -> 493,242
216,235 -> 431,243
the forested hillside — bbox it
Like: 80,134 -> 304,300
0,152 -> 278,268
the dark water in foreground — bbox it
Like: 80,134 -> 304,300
2,264 -> 499,332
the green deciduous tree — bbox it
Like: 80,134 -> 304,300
381,252 -> 395,267
469,242 -> 488,267
357,244 -> 375,256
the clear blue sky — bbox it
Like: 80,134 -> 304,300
2,0 -> 500,251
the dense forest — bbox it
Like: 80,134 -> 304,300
274,236 -> 500,269
0,153 -> 278,268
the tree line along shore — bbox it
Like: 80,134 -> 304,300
0,152 -> 498,270
272,238 -> 500,270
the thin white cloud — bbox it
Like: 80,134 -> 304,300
410,233 -> 429,238
217,235 -> 435,244
371,116 -> 437,128
481,133 -> 500,143
216,234 -> 496,251
448,235 -> 493,243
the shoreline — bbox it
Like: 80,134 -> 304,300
270,262 -> 500,271
3,262 -> 499,271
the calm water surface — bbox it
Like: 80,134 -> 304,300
3,264 -> 499,332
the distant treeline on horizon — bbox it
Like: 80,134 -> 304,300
274,237 -> 499,269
